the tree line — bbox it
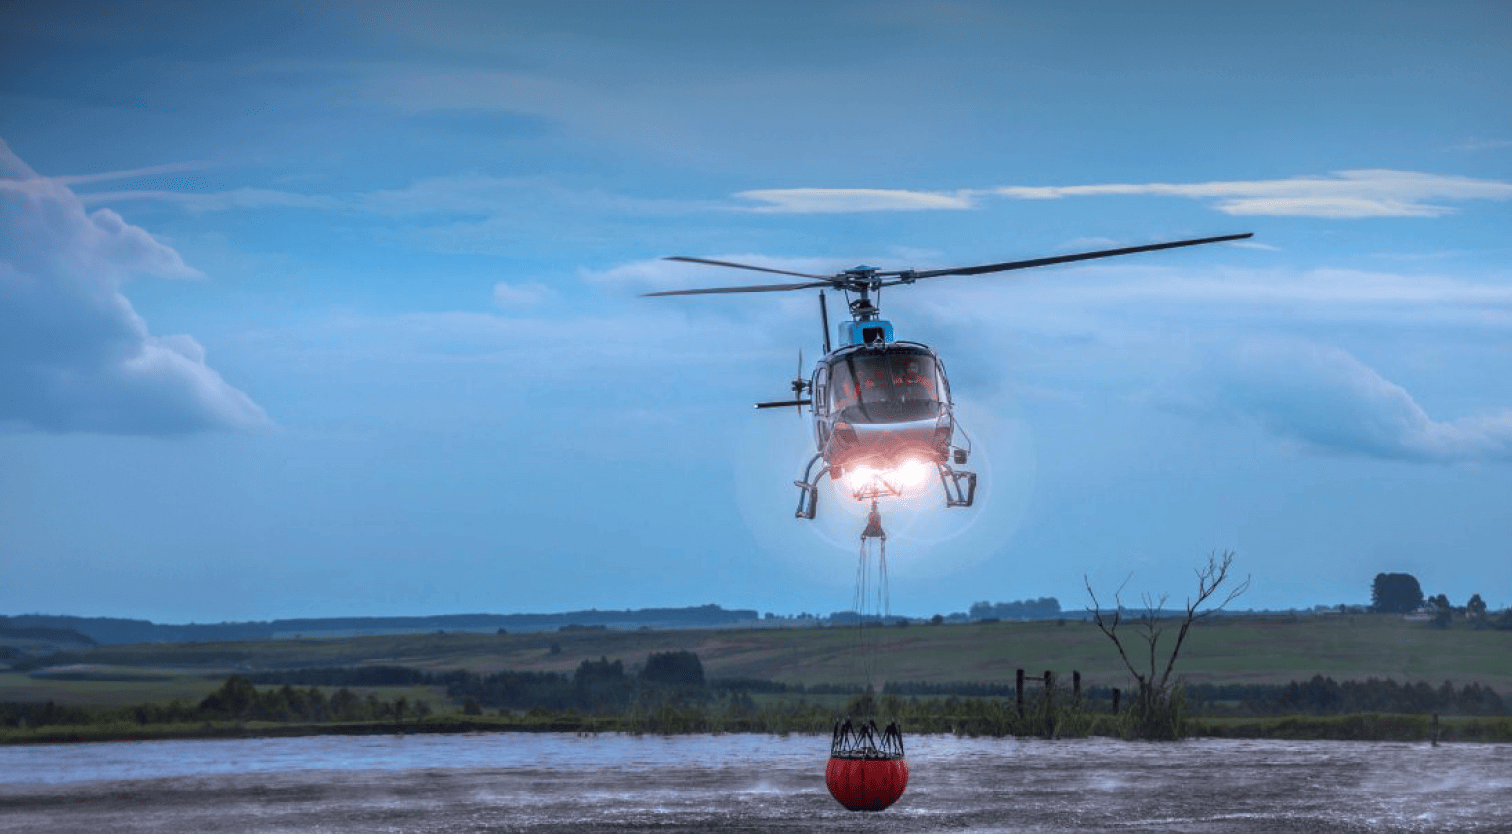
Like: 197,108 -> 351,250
0,606 -> 760,646
968,597 -> 1062,621
1188,675 -> 1506,716
1,675 -> 425,730
241,659 -> 1506,718
248,650 -> 712,715
1370,573 -> 1507,628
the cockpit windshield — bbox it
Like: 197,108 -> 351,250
828,350 -> 942,424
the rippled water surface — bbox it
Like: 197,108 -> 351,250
2,734 -> 1508,833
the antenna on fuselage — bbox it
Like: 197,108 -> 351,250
819,291 -> 832,354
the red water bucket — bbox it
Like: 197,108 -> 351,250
825,755 -> 909,811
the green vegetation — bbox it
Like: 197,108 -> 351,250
1371,572 -> 1425,614
1187,675 -> 1505,715
10,666 -> 1505,745
0,671 -> 1113,744
1196,713 -> 1512,742
8,612 -> 1511,696
5,660 -> 1507,745
4,611 -> 1510,745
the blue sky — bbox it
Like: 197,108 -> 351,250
2,0 -> 1509,623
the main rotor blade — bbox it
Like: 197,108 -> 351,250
664,256 -> 828,280
902,233 -> 1253,281
642,280 -> 834,297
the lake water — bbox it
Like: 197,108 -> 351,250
1,733 -> 1508,833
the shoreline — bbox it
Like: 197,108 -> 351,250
5,712 -> 1510,746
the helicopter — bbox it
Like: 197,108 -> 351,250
645,233 -> 1253,520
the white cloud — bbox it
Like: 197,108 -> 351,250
0,138 -> 269,435
736,188 -> 975,214
1208,340 -> 1512,463
993,170 -> 1512,218
77,187 -> 343,212
54,160 -> 210,186
1448,138 -> 1512,152
492,281 -> 551,307
717,170 -> 1511,217
77,174 -> 716,228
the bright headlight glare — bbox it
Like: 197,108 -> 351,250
896,458 -> 931,487
846,465 -> 879,490
846,460 -> 931,492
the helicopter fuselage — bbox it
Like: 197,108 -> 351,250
810,340 -> 955,475
785,325 -> 977,515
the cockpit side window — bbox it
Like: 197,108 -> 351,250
830,362 -> 855,410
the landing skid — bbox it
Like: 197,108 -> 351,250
793,453 -> 825,519
938,463 -> 977,508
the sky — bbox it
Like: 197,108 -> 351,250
1,0 -> 1509,624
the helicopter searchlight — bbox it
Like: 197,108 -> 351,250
645,232 -> 1252,520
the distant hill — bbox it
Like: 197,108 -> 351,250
0,622 -> 98,647
0,605 -> 760,645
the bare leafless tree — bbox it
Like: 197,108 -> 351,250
1085,550 -> 1249,739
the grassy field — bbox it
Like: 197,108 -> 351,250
3,613 -> 1508,709
0,667 -> 449,711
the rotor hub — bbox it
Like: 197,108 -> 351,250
848,297 -> 880,320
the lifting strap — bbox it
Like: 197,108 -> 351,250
854,499 -> 889,691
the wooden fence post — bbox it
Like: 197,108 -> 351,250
1044,670 -> 1056,737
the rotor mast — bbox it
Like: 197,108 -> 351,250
842,267 -> 884,322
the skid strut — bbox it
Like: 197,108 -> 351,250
938,463 -> 977,508
793,452 -> 825,519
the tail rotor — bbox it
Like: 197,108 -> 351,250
754,349 -> 814,412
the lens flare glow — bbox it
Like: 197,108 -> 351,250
895,458 -> 932,487
844,458 -> 933,495
846,465 -> 881,492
